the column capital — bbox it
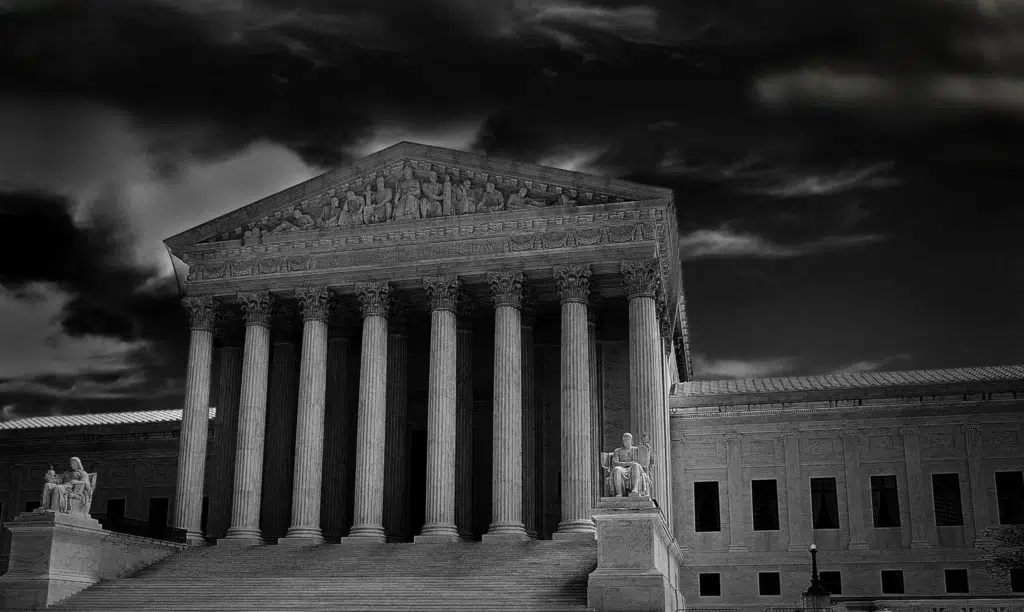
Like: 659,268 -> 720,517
355,281 -> 392,319
183,296 -> 219,332
238,291 -> 274,328
621,260 -> 660,299
723,432 -> 742,444
898,426 -> 919,437
488,271 -> 524,309
423,276 -> 462,313
553,264 -> 592,304
296,287 -> 332,322
782,429 -> 801,441
840,428 -> 861,440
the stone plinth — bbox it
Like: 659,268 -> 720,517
0,511 -> 185,609
587,498 -> 685,612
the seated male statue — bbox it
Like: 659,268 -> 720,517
39,456 -> 96,516
609,432 -> 653,497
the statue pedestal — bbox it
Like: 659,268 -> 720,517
587,498 -> 685,612
0,511 -> 185,610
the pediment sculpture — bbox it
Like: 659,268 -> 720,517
600,432 -> 653,498
38,456 -> 97,517
216,162 -> 599,246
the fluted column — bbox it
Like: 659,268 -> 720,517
963,425 -> 991,546
900,426 -> 933,548
172,296 -> 218,545
223,291 -> 273,545
344,282 -> 391,542
281,287 -> 332,545
417,277 -> 461,542
553,264 -> 596,540
208,314 -> 243,539
484,271 -> 529,541
841,429 -> 869,549
455,301 -> 476,541
725,432 -> 748,552
783,429 -> 808,551
522,306 -> 539,539
383,303 -> 410,542
622,260 -> 668,506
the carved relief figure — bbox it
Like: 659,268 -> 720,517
558,193 -> 577,207
340,190 -> 366,227
454,178 -> 476,215
477,181 -> 506,212
291,208 -> 316,230
320,193 -> 342,227
442,174 -> 453,215
602,432 -> 653,497
394,164 -> 423,221
39,457 -> 96,516
243,221 -> 262,246
507,186 -> 542,209
363,176 -> 393,224
420,170 -> 445,218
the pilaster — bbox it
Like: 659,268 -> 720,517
783,429 -> 807,551
724,432 -> 747,552
962,424 -> 991,546
900,426 -> 933,548
841,428 -> 869,549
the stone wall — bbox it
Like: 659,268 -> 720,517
670,394 -> 1024,608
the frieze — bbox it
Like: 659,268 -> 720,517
745,440 -> 776,457
920,432 -> 956,450
200,159 -> 638,246
804,438 -> 837,455
185,223 -> 652,282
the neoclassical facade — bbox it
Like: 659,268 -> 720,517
163,142 -> 690,547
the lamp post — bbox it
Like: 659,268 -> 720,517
802,544 -> 831,610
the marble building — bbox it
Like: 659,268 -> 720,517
1,143 -> 1022,610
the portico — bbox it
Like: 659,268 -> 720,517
164,142 -> 690,546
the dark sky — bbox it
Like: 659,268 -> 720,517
0,0 -> 1021,420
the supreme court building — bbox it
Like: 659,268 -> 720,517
2,142 -> 1023,611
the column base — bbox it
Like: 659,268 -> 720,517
183,529 -> 208,546
483,522 -> 530,542
415,524 -> 459,543
220,527 -> 265,546
553,519 -> 597,540
341,524 -> 386,543
279,527 -> 325,547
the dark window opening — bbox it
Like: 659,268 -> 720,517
932,473 -> 964,526
147,497 -> 169,539
698,573 -> 721,597
996,471 -> 1024,525
819,571 -> 842,595
751,479 -> 780,531
811,477 -> 840,529
694,482 -> 721,532
944,568 -> 969,594
871,475 -> 901,527
880,570 -> 904,594
1010,568 -> 1024,593
758,572 -> 781,596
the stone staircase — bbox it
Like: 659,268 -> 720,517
47,540 -> 598,611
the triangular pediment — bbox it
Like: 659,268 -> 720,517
164,142 -> 672,253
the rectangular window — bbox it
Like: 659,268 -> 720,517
758,572 -> 781,596
819,571 -> 842,595
996,471 -> 1024,525
944,568 -> 969,594
694,482 -> 721,532
881,570 -> 905,594
698,573 -> 721,597
751,479 -> 780,531
811,477 -> 840,529
24,500 -> 40,512
932,473 -> 965,526
1010,569 -> 1024,593
871,475 -> 901,527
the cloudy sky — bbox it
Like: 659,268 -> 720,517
1,0 -> 1022,421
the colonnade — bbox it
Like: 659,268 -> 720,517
173,260 -> 669,545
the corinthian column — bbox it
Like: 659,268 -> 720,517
223,291 -> 274,545
483,271 -> 529,541
416,277 -> 461,542
553,264 -> 596,540
455,300 -> 476,541
521,305 -> 539,539
622,260 -> 668,506
172,296 -> 218,545
343,282 -> 391,542
383,303 -> 410,542
281,287 -> 332,546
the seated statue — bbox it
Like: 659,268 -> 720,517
39,457 -> 97,516
601,432 -> 653,497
